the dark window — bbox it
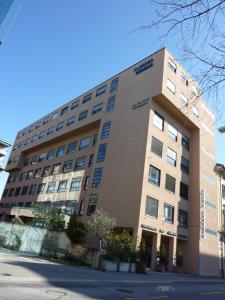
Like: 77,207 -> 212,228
39,131 -> 46,139
106,96 -> 116,112
42,166 -> 51,176
31,135 -> 38,142
56,122 -> 64,131
29,185 -> 37,195
47,149 -> 55,160
180,182 -> 189,200
222,185 -> 225,199
151,137 -> 163,157
178,209 -> 188,228
58,180 -> 68,192
84,176 -> 90,190
87,194 -> 98,216
92,133 -> 98,146
24,158 -> 30,167
15,187 -> 21,197
88,154 -> 94,167
43,117 -> 50,125
164,203 -> 174,224
96,143 -> 107,162
79,137 -> 90,150
92,103 -> 103,115
46,182 -> 56,194
145,196 -> 158,218
52,163 -> 61,175
181,157 -> 189,174
96,85 -> 106,96
79,110 -> 88,121
21,186 -> 29,195
61,106 -> 69,116
83,93 -> 92,103
71,99 -> 79,109
165,174 -> 176,193
65,201 -> 76,215
34,168 -> 42,178
2,189 -> 8,197
38,153 -> 47,162
62,160 -> 73,172
47,126 -> 54,135
70,177 -> 82,191
101,121 -> 111,139
35,122 -> 41,129
56,146 -> 65,157
92,168 -> 102,188
37,183 -> 46,194
110,77 -> 119,93
26,171 -> 33,180
30,155 -> 38,165
75,157 -> 86,170
182,134 -> 189,151
148,165 -> 161,186
67,142 -> 77,154
67,116 -> 75,126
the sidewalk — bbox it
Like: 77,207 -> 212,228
0,250 -> 224,285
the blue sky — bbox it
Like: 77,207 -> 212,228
0,0 -> 225,195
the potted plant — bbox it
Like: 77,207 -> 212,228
156,244 -> 167,272
174,248 -> 183,273
135,239 -> 147,274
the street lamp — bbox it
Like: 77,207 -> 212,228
219,126 -> 225,133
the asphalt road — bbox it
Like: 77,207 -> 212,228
1,282 -> 225,300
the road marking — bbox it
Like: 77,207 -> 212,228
200,291 -> 225,295
152,296 -> 168,299
123,298 -> 136,300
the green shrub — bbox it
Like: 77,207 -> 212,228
159,244 -> 167,265
66,216 -> 86,244
176,248 -> 183,267
136,261 -> 146,274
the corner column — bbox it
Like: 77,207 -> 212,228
151,233 -> 161,270
168,237 -> 177,272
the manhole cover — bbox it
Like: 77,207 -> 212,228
2,273 -> 12,276
46,289 -> 67,297
117,289 -> 134,294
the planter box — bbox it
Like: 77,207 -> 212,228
103,260 -> 136,272
103,260 -> 117,272
119,262 -> 129,272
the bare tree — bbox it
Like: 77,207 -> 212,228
141,0 -> 225,117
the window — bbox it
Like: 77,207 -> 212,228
37,183 -> 46,194
38,153 -> 47,162
145,196 -> 158,218
168,58 -> 177,73
164,204 -> 174,224
43,117 -> 50,125
35,122 -> 41,129
96,85 -> 106,96
46,182 -> 56,194
13,175 -> 19,182
39,131 -> 46,139
101,121 -> 111,139
78,200 -> 85,216
47,126 -> 54,135
75,157 -> 86,170
192,106 -> 199,117
26,171 -> 33,180
71,99 -> 79,109
56,122 -> 64,131
58,180 -> 68,192
92,168 -> 102,188
2,189 -> 8,197
182,134 -> 189,151
181,73 -> 188,86
167,148 -> 177,167
29,185 -> 37,195
148,165 -> 161,186
65,201 -> 76,215
87,194 -> 98,216
31,135 -> 38,143
153,112 -> 164,131
222,185 -> 225,199
47,149 -> 55,160
180,182 -> 189,200
92,103 -> 103,115
56,146 -> 65,157
61,106 -> 68,116
52,111 -> 59,120
165,174 -> 176,193
79,137 -> 90,150
88,154 -> 94,167
18,142 -> 24,149
67,142 -> 76,154
29,126 -> 34,133
79,110 -> 88,121
21,186 -> 28,195
34,168 -> 42,178
30,155 -> 38,165
110,77 -> 119,93
84,176 -> 90,190
106,95 -> 116,112
24,138 -> 30,145
96,143 -> 107,162
83,93 -> 92,103
167,79 -> 176,94
52,163 -> 61,175
180,93 -> 188,106
62,160 -> 73,172
92,133 -> 98,146
168,124 -> 178,141
70,177 -> 82,191
151,137 -> 163,157
67,116 -> 75,126
178,209 -> 188,228
15,187 -> 21,197
42,166 -> 51,176
181,157 -> 189,174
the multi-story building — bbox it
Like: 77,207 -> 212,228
0,139 -> 11,173
215,163 -> 225,277
0,48 -> 218,276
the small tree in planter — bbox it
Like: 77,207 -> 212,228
156,244 -> 167,272
175,248 -> 183,273
66,215 -> 86,244
136,239 -> 147,274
